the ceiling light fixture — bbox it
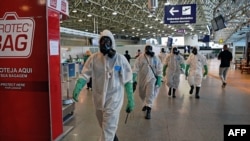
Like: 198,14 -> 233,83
87,14 -> 92,17
112,11 -> 117,15
164,2 -> 170,5
82,0 -> 89,3
72,9 -> 77,13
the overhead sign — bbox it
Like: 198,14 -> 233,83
177,29 -> 185,33
47,0 -> 69,16
164,4 -> 196,24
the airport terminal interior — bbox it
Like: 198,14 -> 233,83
58,0 -> 250,141
60,59 -> 250,141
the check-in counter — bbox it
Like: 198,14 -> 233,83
60,62 -> 77,124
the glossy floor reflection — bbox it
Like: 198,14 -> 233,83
61,59 -> 250,141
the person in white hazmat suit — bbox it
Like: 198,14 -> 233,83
163,47 -> 185,98
72,30 -> 135,141
158,47 -> 168,63
133,45 -> 162,119
185,47 -> 208,99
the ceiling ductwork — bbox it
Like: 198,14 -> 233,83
61,0 -> 250,44
148,0 -> 158,14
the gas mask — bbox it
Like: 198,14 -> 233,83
192,48 -> 198,55
172,47 -> 179,55
99,36 -> 116,58
161,48 -> 166,53
145,45 -> 155,57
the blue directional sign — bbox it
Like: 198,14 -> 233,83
164,4 -> 196,24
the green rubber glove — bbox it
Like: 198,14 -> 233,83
185,64 -> 190,77
203,65 -> 208,77
125,82 -> 135,113
156,76 -> 162,87
163,65 -> 167,76
180,63 -> 185,73
132,73 -> 137,83
180,63 -> 185,70
73,78 -> 87,102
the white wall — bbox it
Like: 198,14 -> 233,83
232,40 -> 246,60
61,44 -> 162,63
60,46 -> 97,62
184,35 -> 199,46
115,44 -> 162,58
146,38 -> 159,45
161,35 -> 205,47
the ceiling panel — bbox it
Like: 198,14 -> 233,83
61,0 -> 250,44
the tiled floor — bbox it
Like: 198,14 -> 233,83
60,59 -> 250,141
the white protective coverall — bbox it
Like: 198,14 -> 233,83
164,52 -> 185,89
186,53 -> 207,87
158,52 -> 168,63
133,53 -> 162,107
80,30 -> 132,141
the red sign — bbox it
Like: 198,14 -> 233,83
47,0 -> 69,16
50,0 -> 57,8
0,12 -> 35,58
61,1 -> 67,13
0,1 -> 63,141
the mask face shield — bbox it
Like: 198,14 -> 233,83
99,36 -> 116,58
192,48 -> 198,55
99,36 -> 112,55
145,45 -> 155,57
161,48 -> 166,53
172,47 -> 179,55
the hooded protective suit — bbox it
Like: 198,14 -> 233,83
164,47 -> 185,89
73,30 -> 134,141
158,48 -> 168,63
186,47 -> 207,87
133,46 -> 162,108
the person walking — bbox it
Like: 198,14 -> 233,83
124,50 -> 131,63
133,45 -> 162,119
135,49 -> 142,58
72,30 -> 135,141
185,47 -> 208,99
83,50 -> 92,90
158,47 -> 168,64
218,44 -> 233,88
163,47 -> 185,98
